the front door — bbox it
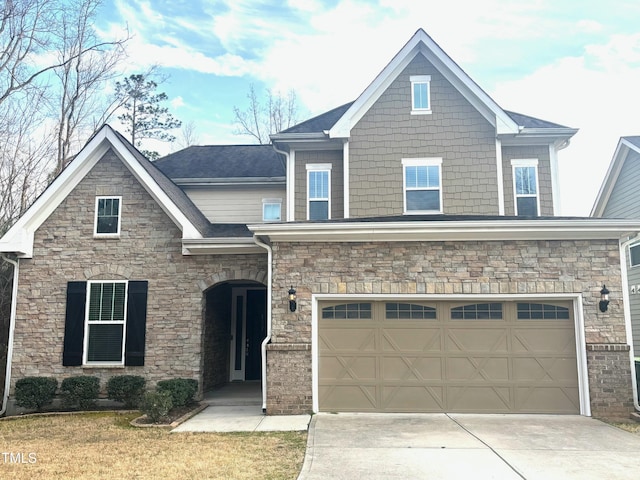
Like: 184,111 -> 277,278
229,287 -> 266,381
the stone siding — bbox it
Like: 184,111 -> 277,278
267,239 -> 634,417
10,149 -> 267,399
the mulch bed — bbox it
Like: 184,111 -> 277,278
130,403 -> 207,428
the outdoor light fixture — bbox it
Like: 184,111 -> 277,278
599,285 -> 610,313
288,286 -> 297,312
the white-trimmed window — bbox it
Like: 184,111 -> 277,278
511,159 -> 540,216
630,244 -> 640,267
83,281 -> 128,365
410,75 -> 431,114
262,198 -> 282,222
94,196 -> 121,236
402,158 -> 442,214
306,164 -> 331,220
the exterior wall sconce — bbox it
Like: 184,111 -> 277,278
288,286 -> 297,312
599,285 -> 610,313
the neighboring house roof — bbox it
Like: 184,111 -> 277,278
155,145 -> 285,182
591,136 -> 640,217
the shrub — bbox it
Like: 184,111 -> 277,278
141,390 -> 173,423
60,376 -> 99,410
107,375 -> 146,408
14,377 -> 58,412
156,378 -> 198,408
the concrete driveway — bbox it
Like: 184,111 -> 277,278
297,413 -> 640,479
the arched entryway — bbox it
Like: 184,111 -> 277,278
202,280 -> 266,393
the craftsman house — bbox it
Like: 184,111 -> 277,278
0,29 -> 637,417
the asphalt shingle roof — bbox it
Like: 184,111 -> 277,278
279,102 -> 354,134
504,111 -> 569,129
111,128 -> 216,238
155,145 -> 285,179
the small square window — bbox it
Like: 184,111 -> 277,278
94,197 -> 121,236
263,199 -> 282,222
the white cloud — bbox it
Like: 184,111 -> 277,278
491,33 -> 640,216
170,96 -> 185,109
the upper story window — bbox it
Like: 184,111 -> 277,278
94,196 -> 121,236
262,198 -> 282,222
410,75 -> 431,114
402,158 -> 442,214
511,159 -> 539,216
307,164 -> 331,220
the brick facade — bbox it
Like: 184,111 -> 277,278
266,239 -> 635,417
8,150 -> 267,405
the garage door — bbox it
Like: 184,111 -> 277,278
318,300 -> 579,414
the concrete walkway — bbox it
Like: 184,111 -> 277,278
298,413 -> 640,480
171,405 -> 311,433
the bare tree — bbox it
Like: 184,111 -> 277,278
233,84 -> 298,144
177,120 -> 200,149
52,0 -> 128,175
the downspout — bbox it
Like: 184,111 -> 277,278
253,236 -> 272,413
1,254 -> 19,416
272,143 -> 293,221
619,233 -> 640,412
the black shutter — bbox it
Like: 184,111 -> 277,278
62,281 -> 87,366
125,280 -> 148,366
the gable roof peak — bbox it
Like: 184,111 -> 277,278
327,28 -> 519,138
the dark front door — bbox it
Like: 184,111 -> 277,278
245,289 -> 266,381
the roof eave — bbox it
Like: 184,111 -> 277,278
248,219 -> 640,243
182,237 -> 263,255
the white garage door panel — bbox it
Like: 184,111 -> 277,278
318,300 -> 580,414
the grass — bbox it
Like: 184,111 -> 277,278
0,412 -> 307,479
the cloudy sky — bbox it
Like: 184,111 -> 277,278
96,0 -> 640,216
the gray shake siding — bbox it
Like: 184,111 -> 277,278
502,145 -> 554,216
9,150 -> 267,397
294,149 -> 344,220
349,54 -> 498,217
600,150 -> 640,355
602,151 -> 640,218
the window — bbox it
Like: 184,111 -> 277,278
307,164 -> 331,220
402,158 -> 442,213
511,160 -> 539,216
85,281 -> 127,363
517,303 -> 570,320
322,303 -> 372,319
451,303 -> 503,320
386,303 -> 436,319
410,75 -> 431,114
95,196 -> 121,235
630,244 -> 640,267
63,280 -> 148,366
262,199 -> 282,222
